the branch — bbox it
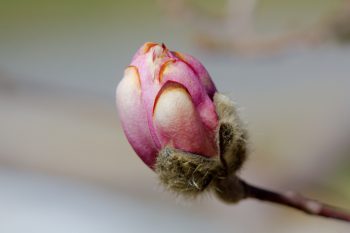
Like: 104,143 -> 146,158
240,179 -> 350,222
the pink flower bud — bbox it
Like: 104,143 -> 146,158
116,42 -> 218,168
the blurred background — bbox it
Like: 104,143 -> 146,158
1,0 -> 350,232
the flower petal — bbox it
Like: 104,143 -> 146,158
172,51 -> 216,98
116,66 -> 158,167
153,82 -> 217,157
157,60 -> 218,132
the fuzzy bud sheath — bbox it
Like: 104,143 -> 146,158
116,42 -> 248,202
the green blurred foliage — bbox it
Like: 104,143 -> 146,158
0,0 -> 159,31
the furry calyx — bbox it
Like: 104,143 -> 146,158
155,93 -> 248,203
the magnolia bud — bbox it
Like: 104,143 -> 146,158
116,42 -> 247,198
116,42 -> 219,168
116,50 -> 350,219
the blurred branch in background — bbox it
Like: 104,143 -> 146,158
159,0 -> 350,55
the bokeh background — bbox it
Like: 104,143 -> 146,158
1,0 -> 350,232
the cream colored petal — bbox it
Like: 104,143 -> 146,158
153,82 -> 217,157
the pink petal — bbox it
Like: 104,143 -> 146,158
172,51 -> 216,98
116,66 -> 158,168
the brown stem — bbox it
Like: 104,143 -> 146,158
240,180 -> 350,222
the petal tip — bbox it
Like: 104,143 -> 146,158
141,42 -> 160,54
158,59 -> 176,82
123,65 -> 141,89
